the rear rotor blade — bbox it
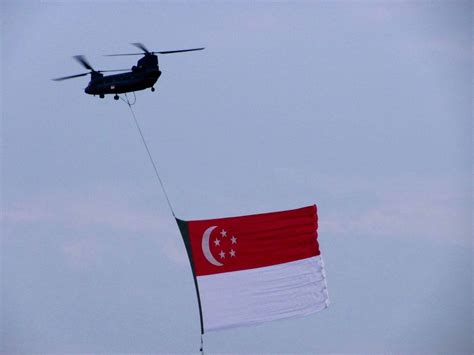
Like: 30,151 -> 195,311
73,55 -> 95,71
131,42 -> 150,54
156,47 -> 205,54
52,72 -> 89,81
104,46 -> 205,57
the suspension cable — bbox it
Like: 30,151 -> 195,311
120,93 -> 176,218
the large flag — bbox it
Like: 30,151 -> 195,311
176,205 -> 329,333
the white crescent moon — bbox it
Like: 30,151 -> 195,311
202,226 -> 223,266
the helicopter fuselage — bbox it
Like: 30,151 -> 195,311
85,68 -> 161,96
85,53 -> 162,97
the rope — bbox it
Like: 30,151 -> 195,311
120,93 -> 176,218
119,91 -> 136,106
120,93 -> 205,352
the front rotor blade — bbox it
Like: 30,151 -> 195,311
52,72 -> 89,81
131,42 -> 150,54
73,55 -> 94,71
156,47 -> 205,54
104,53 -> 144,56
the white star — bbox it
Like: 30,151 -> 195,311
214,239 -> 220,247
230,249 -> 236,257
231,236 -> 237,244
220,229 -> 227,237
219,250 -> 226,259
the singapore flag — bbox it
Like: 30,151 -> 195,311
176,205 -> 329,333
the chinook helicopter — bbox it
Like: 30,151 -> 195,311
53,43 -> 204,100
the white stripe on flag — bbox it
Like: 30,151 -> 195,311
197,256 -> 329,332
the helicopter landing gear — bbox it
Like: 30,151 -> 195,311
114,94 -> 119,100
99,94 -> 104,99
151,87 -> 155,92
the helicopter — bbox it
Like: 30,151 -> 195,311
53,43 -> 204,100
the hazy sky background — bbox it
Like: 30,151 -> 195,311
1,1 -> 472,353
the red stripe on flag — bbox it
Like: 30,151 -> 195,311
187,205 -> 319,276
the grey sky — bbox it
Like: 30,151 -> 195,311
1,1 -> 472,353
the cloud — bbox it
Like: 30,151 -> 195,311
2,183 -> 185,265
61,236 -> 103,269
357,4 -> 395,23
3,184 -> 166,232
318,175 -> 471,247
